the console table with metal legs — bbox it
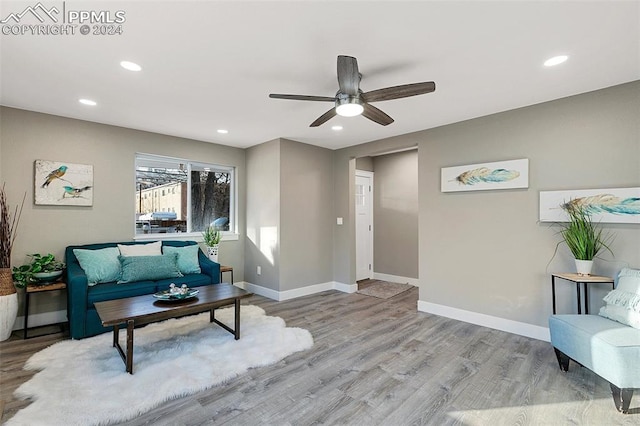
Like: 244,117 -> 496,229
551,273 -> 615,315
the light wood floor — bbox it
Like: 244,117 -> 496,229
1,288 -> 637,425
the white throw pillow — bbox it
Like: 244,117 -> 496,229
599,304 -> 640,330
602,267 -> 640,313
599,267 -> 640,328
118,241 -> 162,257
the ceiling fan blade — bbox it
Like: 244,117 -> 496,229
337,55 -> 360,96
362,103 -> 394,126
362,81 -> 435,103
310,108 -> 337,127
269,94 -> 336,102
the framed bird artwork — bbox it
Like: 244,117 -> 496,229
34,160 -> 93,206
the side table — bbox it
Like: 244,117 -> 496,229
551,273 -> 614,315
220,265 -> 234,284
24,281 -> 67,339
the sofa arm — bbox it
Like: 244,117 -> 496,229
198,249 -> 220,284
65,248 -> 90,339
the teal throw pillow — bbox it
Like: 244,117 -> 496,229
118,253 -> 183,284
73,247 -> 122,285
162,245 -> 201,275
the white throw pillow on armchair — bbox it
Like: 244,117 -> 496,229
599,267 -> 640,329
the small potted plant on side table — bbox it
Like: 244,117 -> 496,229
202,226 -> 221,262
13,253 -> 65,288
557,204 -> 614,276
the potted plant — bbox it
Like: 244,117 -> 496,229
0,184 -> 25,341
202,225 -> 221,262
557,203 -> 614,275
12,253 -> 65,288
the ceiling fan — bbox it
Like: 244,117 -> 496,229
269,55 -> 436,127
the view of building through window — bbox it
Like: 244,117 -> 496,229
135,155 -> 232,235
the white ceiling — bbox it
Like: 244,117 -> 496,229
1,1 -> 639,150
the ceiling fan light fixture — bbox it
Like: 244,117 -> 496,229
335,96 -> 364,117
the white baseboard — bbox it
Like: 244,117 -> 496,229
373,272 -> 419,287
417,300 -> 550,342
236,281 -> 357,301
13,309 -> 67,331
334,281 -> 358,293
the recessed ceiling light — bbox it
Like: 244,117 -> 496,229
544,55 -> 568,67
331,125 -> 343,131
217,129 -> 228,134
120,61 -> 142,71
78,98 -> 97,106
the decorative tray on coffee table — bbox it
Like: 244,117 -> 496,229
153,284 -> 199,301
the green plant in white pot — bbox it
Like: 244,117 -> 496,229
202,225 -> 221,262
558,204 -> 614,275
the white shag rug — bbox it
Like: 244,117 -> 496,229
8,305 -> 313,426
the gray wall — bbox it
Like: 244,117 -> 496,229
373,150 -> 418,279
355,156 -> 374,172
280,139 -> 334,290
245,138 -> 335,292
1,107 -> 247,314
334,81 -> 640,328
244,139 -> 280,290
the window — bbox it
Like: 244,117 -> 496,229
135,154 -> 234,236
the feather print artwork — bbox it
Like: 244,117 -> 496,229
455,167 -> 520,186
562,194 -> 640,216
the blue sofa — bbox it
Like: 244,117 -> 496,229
65,240 -> 220,339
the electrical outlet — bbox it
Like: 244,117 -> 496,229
257,266 -> 261,275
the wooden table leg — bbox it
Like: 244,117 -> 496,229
126,319 -> 134,374
113,324 -> 119,347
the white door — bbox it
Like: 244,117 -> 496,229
356,172 -> 373,281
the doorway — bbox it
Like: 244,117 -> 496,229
355,170 -> 374,281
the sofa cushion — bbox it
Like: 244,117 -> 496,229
88,280 -> 158,305
162,245 -> 201,275
118,253 -> 183,284
73,247 -> 121,285
118,241 -> 162,257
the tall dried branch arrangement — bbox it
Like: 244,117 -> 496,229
0,184 -> 26,268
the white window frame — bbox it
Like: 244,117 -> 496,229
134,153 -> 238,241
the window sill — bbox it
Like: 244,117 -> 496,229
133,232 -> 239,242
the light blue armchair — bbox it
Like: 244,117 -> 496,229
549,267 -> 640,414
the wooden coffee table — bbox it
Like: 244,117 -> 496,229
94,283 -> 252,374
